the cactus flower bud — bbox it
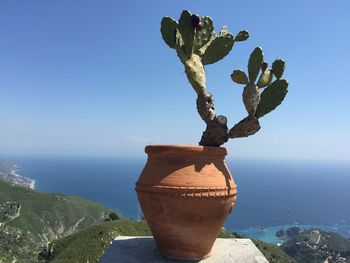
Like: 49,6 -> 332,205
191,14 -> 202,31
257,69 -> 273,88
261,62 -> 268,72
191,14 -> 200,27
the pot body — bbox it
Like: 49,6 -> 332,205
135,145 -> 237,260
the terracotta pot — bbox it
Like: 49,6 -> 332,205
135,145 -> 237,260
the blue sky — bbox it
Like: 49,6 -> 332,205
1,0 -> 349,160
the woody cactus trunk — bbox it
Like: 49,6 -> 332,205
161,11 -> 288,146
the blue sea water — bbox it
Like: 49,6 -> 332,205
6,155 -> 350,244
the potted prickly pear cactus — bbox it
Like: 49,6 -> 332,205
135,10 -> 288,261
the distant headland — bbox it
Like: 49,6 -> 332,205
0,159 -> 35,189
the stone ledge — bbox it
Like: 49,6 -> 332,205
99,236 -> 269,263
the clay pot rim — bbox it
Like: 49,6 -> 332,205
145,145 -> 227,156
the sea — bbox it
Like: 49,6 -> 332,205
5,155 -> 350,244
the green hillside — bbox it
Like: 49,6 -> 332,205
39,220 -> 151,263
253,239 -> 297,263
281,228 -> 350,263
0,181 -> 116,262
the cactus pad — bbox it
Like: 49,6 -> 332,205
235,30 -> 249,42
272,59 -> 286,79
201,32 -> 234,65
231,69 -> 249,84
193,16 -> 214,54
178,10 -> 195,58
248,47 -> 264,83
243,83 -> 261,115
174,29 -> 187,63
255,79 -> 288,118
161,17 -> 178,49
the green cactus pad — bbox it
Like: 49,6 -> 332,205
201,33 -> 234,65
160,17 -> 179,49
193,16 -> 214,54
272,59 -> 286,79
231,69 -> 249,84
243,83 -> 261,115
257,69 -> 273,88
174,29 -> 187,63
178,10 -> 195,58
235,30 -> 249,42
248,47 -> 264,83
255,79 -> 288,118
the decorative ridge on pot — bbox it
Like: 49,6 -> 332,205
145,144 -> 227,156
135,184 -> 236,198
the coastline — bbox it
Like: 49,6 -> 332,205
30,179 -> 36,189
237,224 -> 350,245
237,225 -> 288,245
9,169 -> 36,190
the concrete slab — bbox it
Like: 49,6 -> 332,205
99,236 -> 269,263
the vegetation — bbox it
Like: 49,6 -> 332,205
0,181 -> 116,262
280,227 -> 350,263
105,212 -> 120,221
39,220 -> 151,263
253,239 -> 297,263
0,252 -> 12,263
161,10 -> 288,146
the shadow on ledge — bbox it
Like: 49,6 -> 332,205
99,236 -> 195,262
99,236 -> 269,263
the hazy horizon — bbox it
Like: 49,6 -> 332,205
1,1 -> 350,161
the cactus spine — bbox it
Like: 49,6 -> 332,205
161,10 -> 288,146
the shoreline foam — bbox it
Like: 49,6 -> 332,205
9,170 -> 36,190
